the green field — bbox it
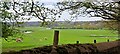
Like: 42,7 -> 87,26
1,27 -> 118,52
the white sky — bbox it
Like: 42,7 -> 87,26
29,0 -> 103,22
26,6 -> 103,22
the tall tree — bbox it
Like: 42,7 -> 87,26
0,2 -> 22,41
0,1 -> 61,41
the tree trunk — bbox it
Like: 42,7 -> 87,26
41,19 -> 46,27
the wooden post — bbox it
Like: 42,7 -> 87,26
0,22 -> 2,37
0,21 -> 2,54
76,41 -> 79,44
53,30 -> 59,47
94,40 -> 96,43
51,30 -> 59,54
107,39 -> 109,42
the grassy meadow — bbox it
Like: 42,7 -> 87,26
2,27 -> 118,52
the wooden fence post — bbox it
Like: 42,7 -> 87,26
0,21 -> 2,54
76,41 -> 79,44
94,40 -> 96,43
53,30 -> 59,47
51,30 -> 59,54
107,39 -> 109,42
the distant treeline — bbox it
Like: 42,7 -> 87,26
5,21 -> 118,30
51,27 -> 103,30
50,21 -> 117,30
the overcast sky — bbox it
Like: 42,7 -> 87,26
1,0 -> 105,22
27,0 -> 103,22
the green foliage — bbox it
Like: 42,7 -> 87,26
0,1 -> 62,41
0,2 -> 22,41
2,22 -> 21,41
102,20 -> 118,30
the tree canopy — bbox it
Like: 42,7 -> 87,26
56,1 -> 120,37
0,1 -> 61,40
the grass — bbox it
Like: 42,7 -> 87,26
2,27 -> 118,52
